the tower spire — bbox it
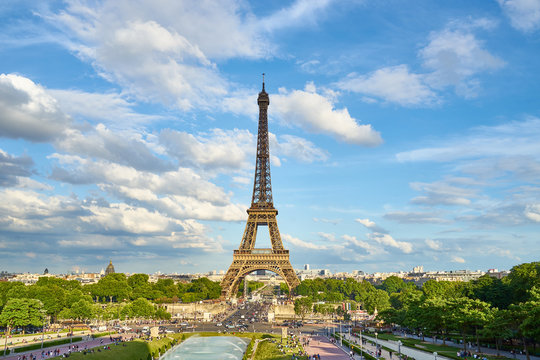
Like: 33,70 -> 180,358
262,72 -> 265,92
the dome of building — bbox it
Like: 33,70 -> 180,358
105,260 -> 115,276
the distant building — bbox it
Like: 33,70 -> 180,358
43,268 -> 49,275
304,264 -> 310,271
105,260 -> 115,276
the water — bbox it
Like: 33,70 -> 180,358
160,336 -> 250,360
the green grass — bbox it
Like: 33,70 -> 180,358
49,341 -> 152,360
14,337 -> 83,353
365,333 -> 514,360
254,339 -> 307,360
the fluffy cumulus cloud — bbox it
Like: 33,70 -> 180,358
55,124 -> 172,173
524,204 -> 540,222
0,74 -> 71,141
282,233 -> 328,250
420,22 -> 505,97
425,238 -> 443,250
498,0 -> 540,32
356,218 -> 413,254
272,83 -> 382,145
337,19 -> 503,105
368,232 -> 413,254
337,65 -> 437,106
47,0 -> 336,111
48,89 -> 162,126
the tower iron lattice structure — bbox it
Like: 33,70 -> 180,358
220,77 -> 301,299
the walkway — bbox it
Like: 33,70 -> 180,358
396,333 -> 539,360
303,335 -> 354,360
360,334 -> 451,360
1,335 -> 119,360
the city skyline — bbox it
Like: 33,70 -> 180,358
1,0 -> 540,274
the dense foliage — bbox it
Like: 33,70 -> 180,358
0,275 -> 221,331
377,262 -> 539,357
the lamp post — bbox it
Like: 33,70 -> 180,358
360,327 -> 363,360
398,340 -> 402,359
375,332 -> 378,359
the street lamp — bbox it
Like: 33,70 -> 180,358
360,327 -> 363,360
398,340 -> 402,359
375,332 -> 378,359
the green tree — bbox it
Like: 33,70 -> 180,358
0,298 -> 44,355
468,274 -> 512,309
422,280 -> 462,299
364,289 -> 390,314
28,285 -> 66,321
420,297 -> 451,344
70,299 -> 94,323
95,273 -> 131,302
480,308 -> 514,356
126,298 -> 155,319
381,276 -> 407,294
504,262 -> 540,304
294,297 -> 313,320
447,297 -> 492,351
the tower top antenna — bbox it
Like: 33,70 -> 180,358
262,73 -> 265,91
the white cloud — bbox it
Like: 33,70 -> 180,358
342,234 -> 381,255
318,232 -> 337,241
80,203 -> 171,234
524,204 -> 540,222
160,128 -> 254,172
368,232 -> 413,254
396,118 -> 540,182
282,233 -> 327,250
410,180 -> 476,206
273,83 -> 382,146
420,25 -> 505,97
270,134 -> 329,163
0,149 -> 34,187
356,218 -> 376,228
259,0 -> 333,32
337,65 -> 437,106
451,255 -> 466,263
49,89 -> 162,126
425,238 -> 443,250
0,74 -> 70,142
498,0 -> 540,32
55,124 -> 172,172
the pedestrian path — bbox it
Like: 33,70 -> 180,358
360,334 -> 451,360
1,335 -> 117,360
303,335 -> 354,360
398,333 -> 539,360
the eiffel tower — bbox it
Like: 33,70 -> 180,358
221,76 -> 300,299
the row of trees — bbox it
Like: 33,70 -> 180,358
295,277 -> 392,314
377,262 -> 539,359
0,274 -> 221,337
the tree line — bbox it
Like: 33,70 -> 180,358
0,274 -> 221,337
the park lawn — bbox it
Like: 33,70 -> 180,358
49,341 -> 151,360
254,340 -> 307,360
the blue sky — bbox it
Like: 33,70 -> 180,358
1,0 -> 539,275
